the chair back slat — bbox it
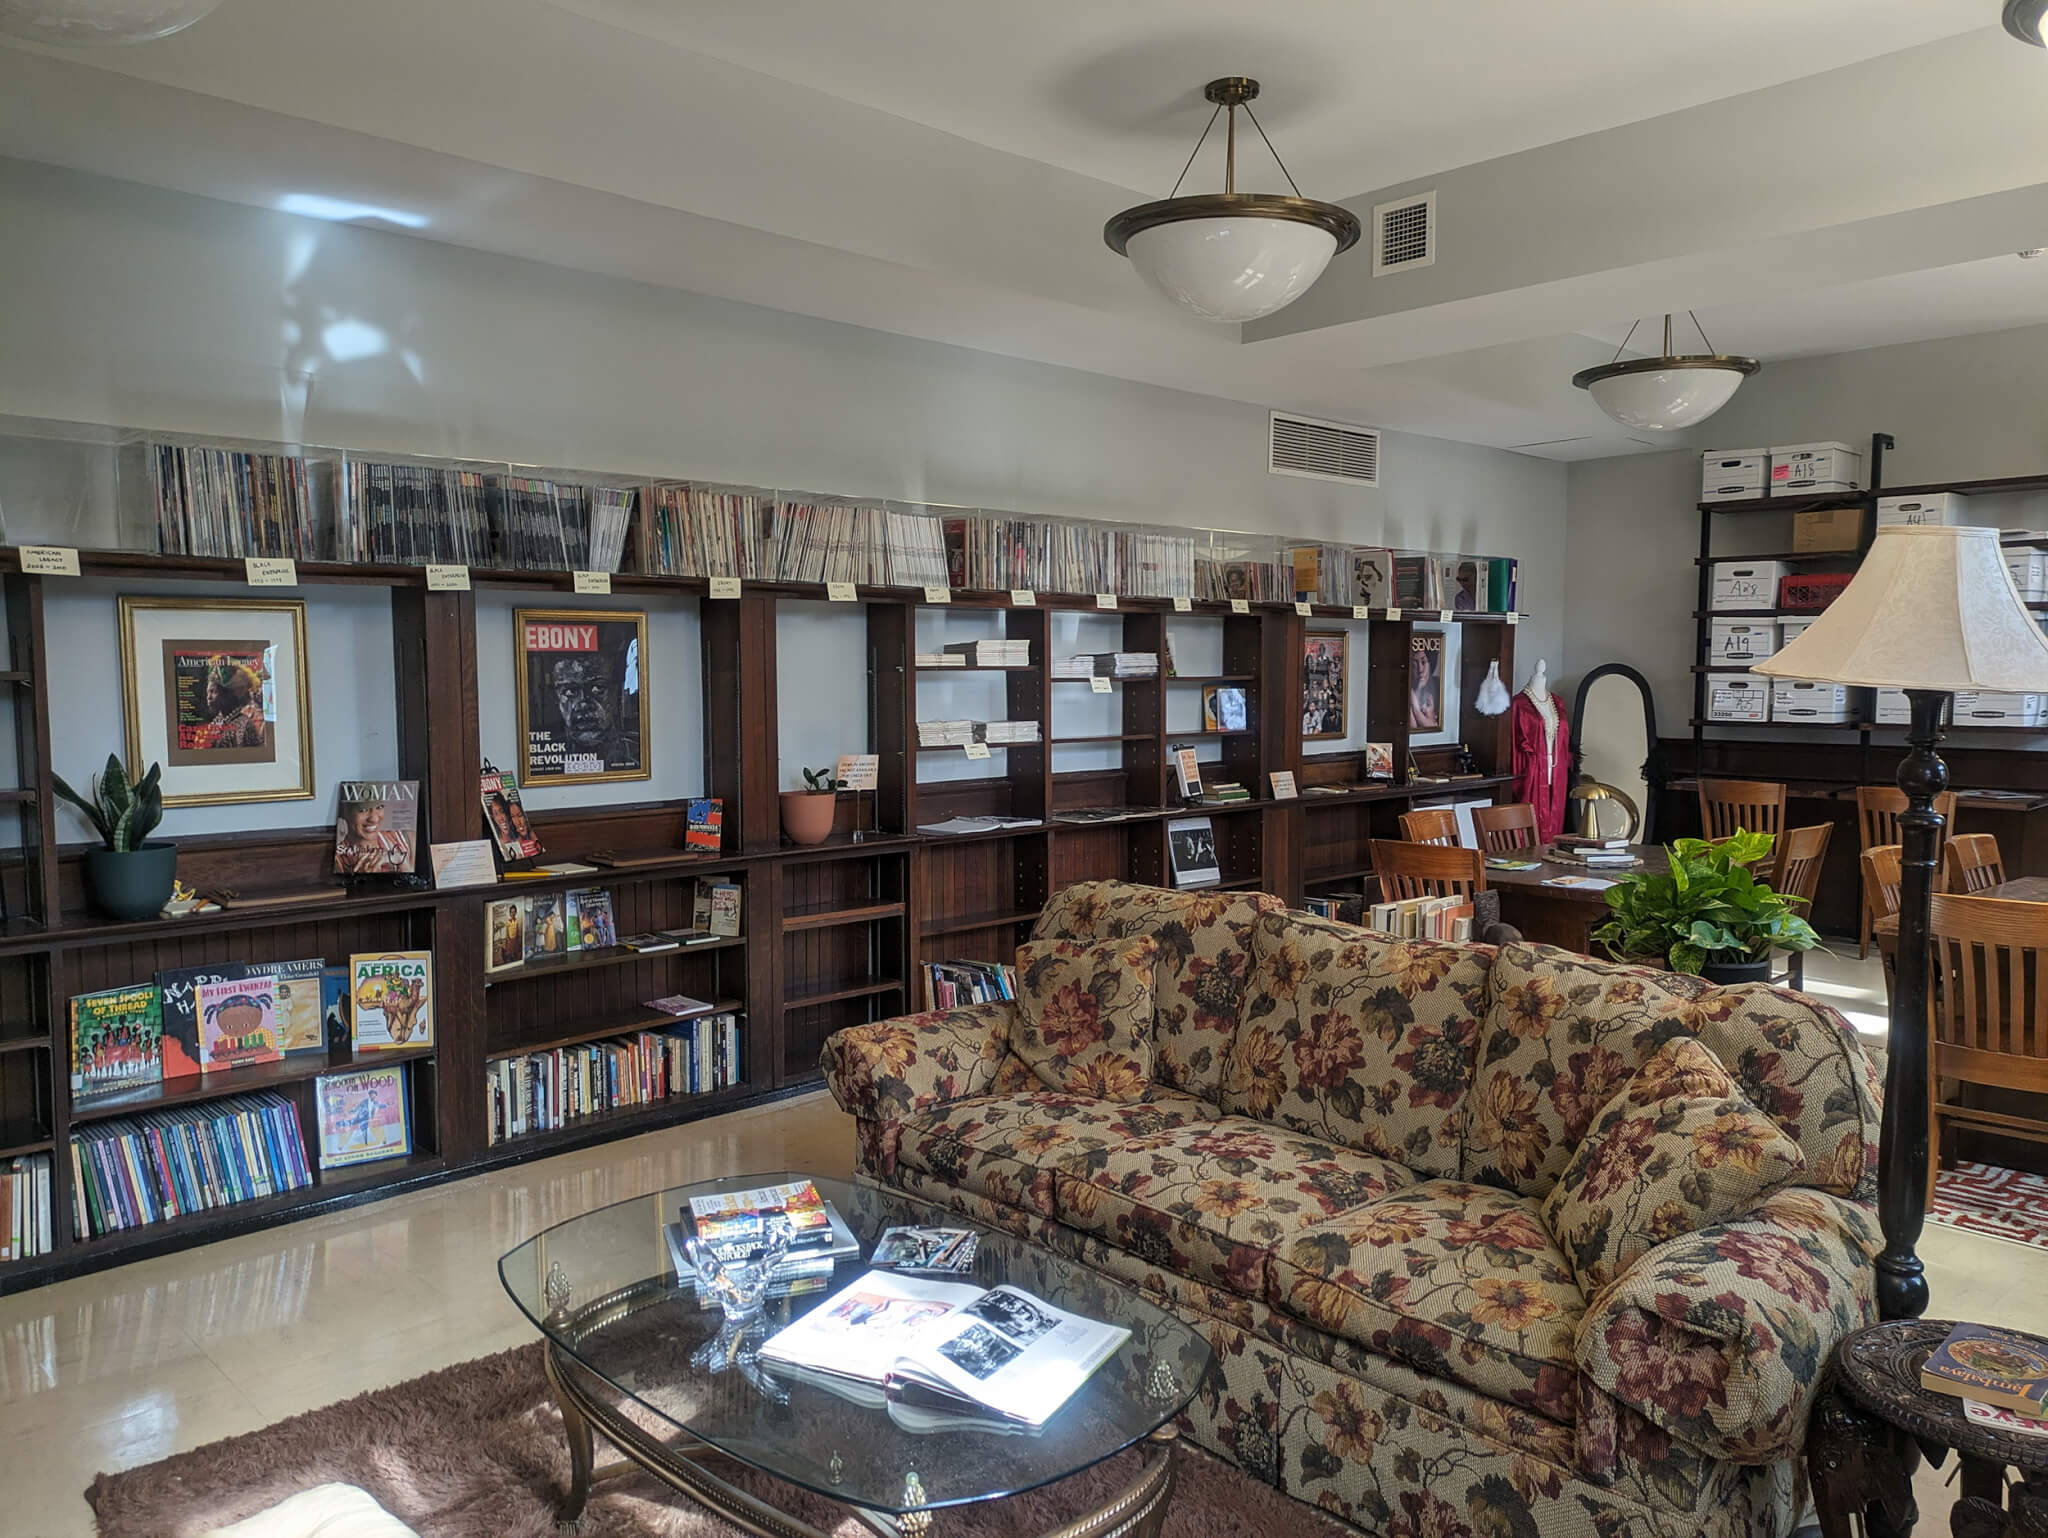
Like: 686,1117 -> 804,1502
1943,832 -> 2005,894
1856,785 -> 1957,854
1775,823 -> 1832,909
1861,845 -> 1902,922
1398,808 -> 1460,847
1370,839 -> 1486,901
1471,802 -> 1539,854
1697,778 -> 1788,845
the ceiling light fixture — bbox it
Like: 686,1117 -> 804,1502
1571,312 -> 1760,432
2003,0 -> 2046,47
0,0 -> 222,44
1104,77 -> 1360,324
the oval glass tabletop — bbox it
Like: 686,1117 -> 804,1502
498,1171 -> 1212,1516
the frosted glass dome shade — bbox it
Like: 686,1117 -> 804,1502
0,0 -> 222,43
1574,358 -> 1753,432
1122,215 -> 1340,323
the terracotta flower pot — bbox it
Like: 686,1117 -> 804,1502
779,790 -> 837,846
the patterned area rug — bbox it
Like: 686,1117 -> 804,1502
1929,1161 -> 2048,1251
88,1343 -> 1357,1538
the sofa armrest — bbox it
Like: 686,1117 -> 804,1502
1574,1187 -> 1880,1465
820,1002 -> 1019,1123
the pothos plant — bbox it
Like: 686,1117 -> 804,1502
1589,828 -> 1821,975
798,765 -> 842,793
53,754 -> 164,852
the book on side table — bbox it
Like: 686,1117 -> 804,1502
1919,1322 -> 2048,1416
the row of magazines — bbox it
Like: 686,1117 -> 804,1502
666,1181 -> 1126,1432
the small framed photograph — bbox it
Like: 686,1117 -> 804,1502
1364,742 -> 1395,780
1409,630 -> 1446,732
1303,630 -> 1347,740
1202,684 -> 1248,733
1166,816 -> 1221,889
118,597 -> 314,807
514,608 -> 649,786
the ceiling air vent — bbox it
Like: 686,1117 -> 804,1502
1372,190 -> 1435,276
1269,412 -> 1380,487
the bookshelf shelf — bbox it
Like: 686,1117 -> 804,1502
484,935 -> 745,987
70,1153 -> 450,1254
781,902 -> 906,931
918,907 -> 1042,938
68,1046 -> 438,1125
782,976 -> 906,1011
0,1034 -> 50,1054
482,1084 -> 757,1159
0,1137 -> 52,1160
484,1002 -> 742,1063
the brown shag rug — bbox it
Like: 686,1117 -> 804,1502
87,1343 -> 1357,1538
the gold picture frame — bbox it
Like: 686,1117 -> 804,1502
1303,630 -> 1347,740
513,608 -> 651,787
118,596 -> 315,807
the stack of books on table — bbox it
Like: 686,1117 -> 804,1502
1368,894 -> 1474,941
921,959 -> 1016,1010
1200,780 -> 1251,804
1917,1322 -> 2048,1440
1546,835 -> 1639,868
663,1178 -> 861,1299
759,1271 -> 1130,1432
1050,652 -> 1158,679
944,639 -> 1031,668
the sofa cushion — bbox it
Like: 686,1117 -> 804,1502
896,1088 -> 1217,1215
1052,1119 -> 1414,1298
1271,1179 -> 1585,1427
1011,934 -> 1157,1099
1032,881 -> 1286,1101
1542,1037 -> 1808,1294
1462,942 -> 1881,1199
1223,910 -> 1488,1178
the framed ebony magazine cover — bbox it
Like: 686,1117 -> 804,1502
513,608 -> 649,786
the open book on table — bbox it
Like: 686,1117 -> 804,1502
757,1271 -> 1128,1430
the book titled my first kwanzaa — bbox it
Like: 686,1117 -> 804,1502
1919,1322 -> 2048,1415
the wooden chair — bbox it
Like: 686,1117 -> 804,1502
1697,778 -> 1788,847
1472,802 -> 1539,854
1862,844 -> 1903,1005
1370,840 -> 1486,900
1771,823 -> 1832,991
1398,807 -> 1460,846
1924,893 -> 2048,1210
1943,832 -> 2006,894
1856,786 -> 1958,956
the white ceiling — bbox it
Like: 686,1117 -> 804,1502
0,0 -> 2040,460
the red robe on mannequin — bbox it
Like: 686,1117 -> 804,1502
1511,687 -> 1572,842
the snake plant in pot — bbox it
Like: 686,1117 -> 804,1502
53,754 -> 176,921
1589,829 -> 1819,985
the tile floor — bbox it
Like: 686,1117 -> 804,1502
0,947 -> 2036,1537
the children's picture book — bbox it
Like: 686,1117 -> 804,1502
269,957 -> 329,1054
565,887 -> 617,951
526,892 -> 568,962
480,765 -> 542,863
485,896 -> 528,974
320,965 -> 352,1051
685,798 -> 723,853
154,962 -> 258,1079
315,1064 -> 412,1170
333,779 -> 419,875
1363,741 -> 1395,780
349,952 -> 434,1050
68,983 -> 163,1101
707,882 -> 742,938
692,878 -> 715,934
197,973 -> 281,1071
1920,1323 -> 2048,1415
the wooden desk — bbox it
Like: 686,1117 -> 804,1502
1488,847 -> 1666,954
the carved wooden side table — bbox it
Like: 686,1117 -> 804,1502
1810,1320 -> 2048,1538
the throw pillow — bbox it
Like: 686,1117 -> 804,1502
1541,1036 -> 1807,1294
1012,935 -> 1157,1100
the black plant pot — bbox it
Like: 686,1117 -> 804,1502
83,841 -> 178,922
1698,954 -> 1771,987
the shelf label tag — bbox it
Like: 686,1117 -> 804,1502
20,546 -> 78,576
1230,598 -> 1250,615
1295,601 -> 1313,617
708,576 -> 741,599
923,585 -> 950,605
245,556 -> 297,587
1385,607 -> 1402,621
1010,588 -> 1035,607
964,741 -> 992,760
1352,604 -> 1370,620
1095,592 -> 1117,610
1506,612 -> 1520,626
573,570 -> 611,595
1172,595 -> 1192,612
1090,675 -> 1113,694
1437,610 -> 1453,623
835,752 -> 879,791
826,581 -> 858,603
1270,770 -> 1299,801
425,563 -> 470,592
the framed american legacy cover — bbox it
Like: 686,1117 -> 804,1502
514,608 -> 649,786
118,596 -> 314,807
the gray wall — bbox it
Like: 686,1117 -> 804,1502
0,156 -> 1566,830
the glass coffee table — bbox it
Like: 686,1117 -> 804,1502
499,1171 -> 1211,1537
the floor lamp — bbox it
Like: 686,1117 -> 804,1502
1754,524 -> 2048,1320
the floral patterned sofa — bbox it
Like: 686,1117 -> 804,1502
821,880 -> 1885,1538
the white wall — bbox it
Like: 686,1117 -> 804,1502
0,157 -> 1567,818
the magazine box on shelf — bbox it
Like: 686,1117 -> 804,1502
1700,449 -> 1767,502
1769,679 -> 1855,723
1952,692 -> 2048,727
1792,506 -> 1862,552
1708,617 -> 1780,664
1707,678 -> 1771,723
1877,492 -> 1975,527
1710,560 -> 1789,610
1768,442 -> 1864,494
2007,550 -> 2048,600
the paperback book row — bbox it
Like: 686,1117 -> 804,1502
638,489 -> 949,587
1,1153 -> 52,1262
940,515 -> 1197,599
70,1092 -> 312,1239
920,959 -> 1017,1012
1368,894 -> 1475,941
1284,546 -> 1522,613
485,876 -> 740,974
484,1011 -> 742,1145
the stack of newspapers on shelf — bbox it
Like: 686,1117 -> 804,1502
759,1270 -> 1129,1432
943,638 -> 1032,667
916,719 -> 1041,748
663,1179 -> 861,1301
1050,652 -> 1158,679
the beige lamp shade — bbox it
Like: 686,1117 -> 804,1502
1753,524 -> 2048,692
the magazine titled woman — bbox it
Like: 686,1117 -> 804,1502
758,1271 -> 1128,1428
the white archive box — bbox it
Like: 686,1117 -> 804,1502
1876,492 -> 1974,527
1710,560 -> 1788,610
1778,617 -> 1814,646
1769,442 -> 1864,494
1769,679 -> 1854,722
1708,617 -> 1780,663
2006,549 -> 2048,600
1707,678 -> 1770,723
1953,692 -> 2047,727
1700,449 -> 1767,502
